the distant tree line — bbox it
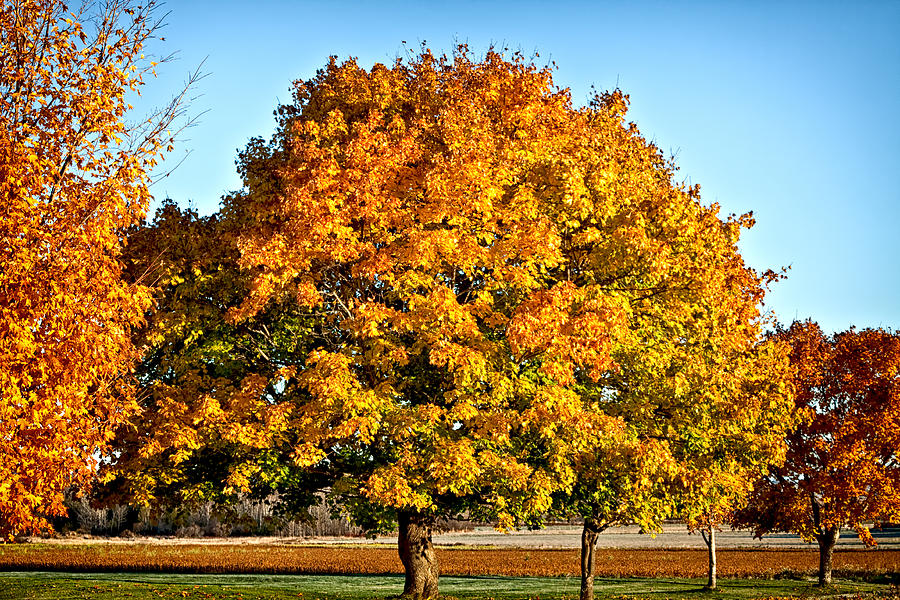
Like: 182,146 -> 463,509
48,491 -> 365,539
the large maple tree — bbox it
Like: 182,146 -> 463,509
737,321 -> 900,586
183,49 -> 623,597
220,47 -> 793,598
0,0 -> 191,538
108,47 -> 793,598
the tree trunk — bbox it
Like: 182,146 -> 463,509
397,510 -> 439,599
816,526 -> 840,586
580,519 -> 606,600
701,525 -> 716,590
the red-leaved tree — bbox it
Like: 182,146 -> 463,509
737,321 -> 900,585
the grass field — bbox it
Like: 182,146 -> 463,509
1,544 -> 898,580
0,571 -> 897,600
2,545 -> 896,599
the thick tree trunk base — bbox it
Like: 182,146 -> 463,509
398,511 -> 439,599
817,526 -> 840,586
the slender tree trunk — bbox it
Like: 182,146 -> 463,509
701,524 -> 716,590
580,519 -> 606,600
816,526 -> 840,586
397,510 -> 439,599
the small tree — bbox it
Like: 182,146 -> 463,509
682,482 -> 744,590
736,321 -> 900,586
0,0 -> 194,538
569,334 -> 794,599
676,337 -> 796,591
561,429 -> 676,600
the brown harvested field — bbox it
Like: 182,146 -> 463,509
0,544 -> 897,579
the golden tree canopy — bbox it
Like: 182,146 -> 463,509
215,47 -> 783,528
0,0 -> 190,538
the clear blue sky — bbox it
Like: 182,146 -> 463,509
138,0 -> 900,335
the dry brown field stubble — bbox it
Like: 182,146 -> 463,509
0,545 -> 897,579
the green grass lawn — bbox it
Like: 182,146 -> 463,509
0,572 -> 894,600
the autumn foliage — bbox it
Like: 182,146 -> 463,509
97,46 -> 799,600
2,3 -> 894,596
102,201 -> 327,513
738,321 -> 900,585
0,0 -> 188,538
230,48 -> 636,524
230,44 -> 790,518
84,45 -> 795,598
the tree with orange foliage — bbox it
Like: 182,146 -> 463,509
134,49 -> 621,597
737,321 -> 900,586
225,47 -> 797,599
0,0 -> 194,539
100,200 -> 330,518
113,47 -> 792,598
